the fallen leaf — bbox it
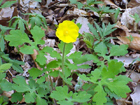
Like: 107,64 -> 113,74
130,84 -> 140,105
117,33 -> 140,51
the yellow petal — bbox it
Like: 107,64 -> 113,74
56,20 -> 79,43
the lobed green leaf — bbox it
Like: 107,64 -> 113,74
110,44 -> 128,56
5,30 -> 31,46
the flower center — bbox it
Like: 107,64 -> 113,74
64,30 -> 69,36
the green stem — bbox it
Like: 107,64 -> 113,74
49,75 -> 53,91
62,43 -> 66,85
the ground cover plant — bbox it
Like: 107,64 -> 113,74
1,0 -> 140,105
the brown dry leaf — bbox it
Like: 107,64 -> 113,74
31,49 -> 42,70
76,17 -> 90,34
114,55 -> 136,67
130,84 -> 140,105
115,21 -> 130,35
128,0 -> 140,8
0,7 -> 17,26
117,33 -> 140,51
116,99 -> 132,105
3,90 -> 14,97
121,8 -> 135,31
113,21 -> 130,37
130,71 -> 140,82
67,8 -> 94,17
104,0 -> 120,8
121,6 -> 140,31
19,0 -> 41,13
115,22 -> 140,51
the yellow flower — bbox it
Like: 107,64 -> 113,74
56,20 -> 79,43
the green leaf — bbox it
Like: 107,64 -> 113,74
0,73 -> 6,80
84,54 -> 100,63
37,87 -> 48,97
49,70 -> 59,77
76,23 -> 82,29
5,26 -> 45,54
0,95 -> 8,105
131,13 -> 140,23
0,58 -> 2,65
104,75 -> 132,98
90,69 -> 101,82
82,83 -> 95,95
28,78 -> 39,89
31,26 -> 45,44
0,0 -> 3,6
65,63 -> 78,70
94,22 -> 103,38
79,74 -> 90,81
83,32 -> 94,49
72,91 -> 91,103
69,0 -> 77,4
28,68 -> 43,79
0,63 -> 12,72
110,44 -> 128,56
29,17 -> 42,28
37,75 -> 47,83
49,50 -> 62,59
68,51 -> 82,59
12,76 -> 30,92
18,19 -> 25,32
36,51 -> 47,65
0,0 -> 17,8
114,8 -> 120,20
126,35 -> 134,42
42,46 -> 61,59
50,86 -> 71,101
92,84 -> 107,105
58,41 -> 73,56
51,86 -> 91,105
11,92 -> 23,103
87,0 -> 103,5
0,36 -> 5,51
10,59 -> 24,65
12,63 -> 23,73
68,52 -> 88,64
104,87 -> 121,99
88,23 -> 100,40
94,42 -> 107,56
24,92 -> 36,103
82,103 -> 91,105
5,30 -> 31,47
101,60 -> 125,79
36,95 -> 48,105
9,16 -> 18,28
77,2 -> 83,9
79,69 -> 101,83
78,64 -> 90,69
25,13 -> 47,29
41,46 -> 54,53
79,61 -> 132,104
88,22 -> 116,44
34,0 -> 41,2
0,80 -> 13,91
20,45 -> 36,54
102,23 -> 116,37
85,6 -> 98,12
58,100 -> 73,105
60,66 -> 71,79
47,60 -> 60,69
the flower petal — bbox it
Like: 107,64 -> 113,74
56,20 -> 79,43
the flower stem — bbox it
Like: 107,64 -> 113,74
49,75 -> 53,91
62,43 -> 66,86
